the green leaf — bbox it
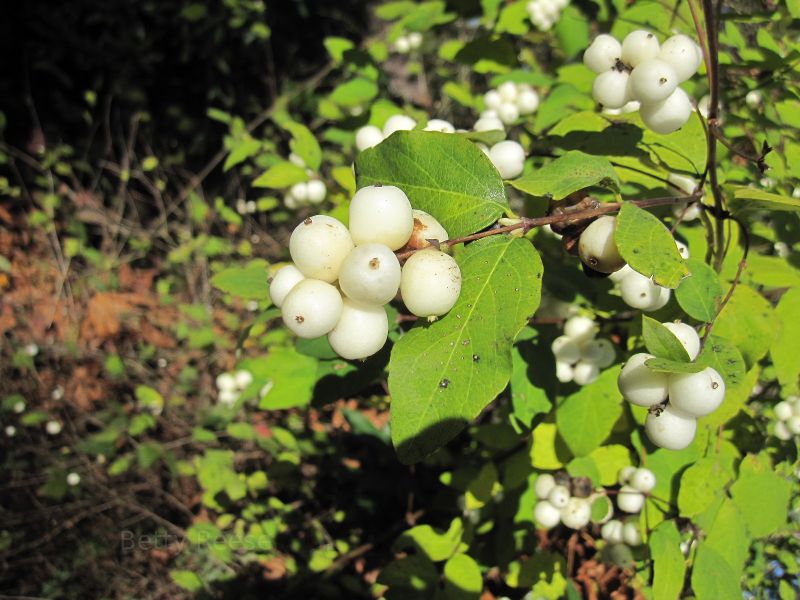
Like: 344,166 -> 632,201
555,366 -> 624,457
771,287 -> 800,393
705,499 -> 750,578
396,518 -> 465,562
443,553 -> 483,600
588,445 -> 632,486
675,258 -> 723,322
730,454 -> 791,538
644,357 -> 705,374
615,203 -> 689,288
356,131 -> 508,238
378,553 -> 438,595
641,315 -> 691,361
649,521 -> 686,600
388,236 -> 543,464
691,544 -> 740,600
695,335 -> 746,399
641,112 -> 707,174
323,36 -> 355,63
170,570 -> 204,593
530,422 -> 567,470
329,77 -> 378,108
729,187 -> 800,214
241,347 -> 317,410
284,122 -> 322,171
712,284 -> 776,368
210,260 -> 269,299
252,161 -> 308,188
223,137 -> 261,172
496,2 -> 529,35
554,5 -> 590,59
135,385 -> 164,413
508,151 -> 620,199
677,457 -> 733,518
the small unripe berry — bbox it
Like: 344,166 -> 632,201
564,315 -> 598,343
535,500 -> 562,529
382,114 -> 417,137
662,321 -> 700,360
349,185 -> 414,250
629,59 -> 678,103
400,250 -> 462,317
290,215 -> 354,282
269,265 -> 305,308
355,125 -> 384,151
548,485 -> 571,509
404,210 -> 449,250
629,467 -> 656,493
584,34 -> 623,74
640,87 -> 693,134
617,485 -> 645,513
668,367 -> 726,417
534,473 -> 557,499
592,70 -> 632,109
281,279 -> 344,338
560,497 -> 592,529
578,216 -> 626,273
489,140 -> 525,179
338,243 -> 402,306
645,405 -> 697,450
658,34 -> 702,82
618,353 -> 669,407
621,30 -> 660,67
328,298 -> 389,360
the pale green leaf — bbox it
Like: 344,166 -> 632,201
675,258 -> 723,322
649,521 -> 686,600
285,122 -> 322,171
644,357 -> 705,374
170,570 -> 204,592
677,457 -> 734,517
771,287 -> 800,393
210,260 -> 269,299
252,161 -> 308,188
730,187 -> 800,214
641,315 -> 691,362
705,499 -> 750,578
443,553 -> 483,600
395,518 -> 465,561
730,454 -> 791,538
712,285 -> 776,368
691,544 -> 740,600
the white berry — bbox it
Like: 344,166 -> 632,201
517,87 -> 540,114
556,360 -> 575,383
281,279 -> 344,338
552,335 -> 581,364
621,30 -> 660,67
405,210 -> 449,250
622,521 -> 642,546
787,416 -> 800,435
424,119 -> 455,133
349,185 -> 413,250
290,182 -> 309,202
579,216 -> 626,273
535,500 -> 562,529
328,298 -> 389,360
584,34 -> 622,73
560,497 -> 592,529
620,271 -> 664,310
668,367 -> 725,417
573,361 -> 600,385
269,265 -> 305,308
400,250 -> 461,317
489,140 -> 525,179
629,59 -> 678,103
629,467 -> 656,493
645,405 -> 697,450
564,315 -> 598,343
548,485 -> 571,509
592,70 -> 632,109
658,34 -> 702,82
640,87 -> 693,134
662,321 -> 700,360
338,243 -> 402,306
617,485 -> 645,513
498,81 -> 518,102
234,370 -> 253,389
407,32 -> 423,49
216,373 -> 236,392
306,180 -> 327,204
580,338 -> 616,368
618,353 -> 669,407
601,519 -> 624,544
290,215 -> 354,282
474,116 -> 505,132
484,90 -> 502,110
382,114 -> 417,137
775,401 -> 793,421
774,420 -> 792,441
497,102 -> 520,125
356,125 -> 384,151
534,473 -> 556,499
618,466 -> 636,485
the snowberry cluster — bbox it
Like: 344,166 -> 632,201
270,186 -> 461,359
618,323 -> 727,450
533,473 -> 593,530
236,198 -> 258,215
615,466 -> 655,513
216,369 -> 253,407
526,0 -> 570,31
283,180 -> 327,210
773,396 -> 800,441
355,115 -> 419,152
584,31 -> 702,134
393,31 -> 423,54
482,81 -> 540,126
601,518 -> 642,546
551,315 -> 615,385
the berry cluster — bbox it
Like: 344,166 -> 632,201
482,81 -> 540,126
551,315 -> 615,385
355,115 -> 419,152
773,396 -> 800,441
615,466 -> 655,513
393,31 -> 423,54
283,180 -> 327,210
270,186 -> 461,359
526,0 -> 570,31
601,518 -> 642,547
618,322 -> 727,450
216,369 -> 254,407
584,31 -> 702,134
533,473 -> 593,530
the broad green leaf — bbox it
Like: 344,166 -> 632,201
771,287 -> 800,393
677,457 -> 733,517
510,334 -> 555,427
713,284 -> 776,368
496,1 -> 529,35
641,315 -> 691,362
388,236 -> 543,463
530,422 -> 567,469
705,499 -> 750,578
641,112 -> 707,174
323,36 -> 355,63
675,258 -> 723,322
443,553 -> 482,600
252,161 -> 308,188
135,385 -> 164,413
375,1 -> 415,19
210,260 -> 269,299
452,36 -> 517,73
649,521 -> 686,600
284,122 -> 322,171
395,518 -> 465,561
554,5 -> 590,59
555,366 -> 623,457
645,357 -> 705,374
240,347 -> 317,410
329,77 -> 378,107
691,544 -> 740,600
695,335 -> 747,421
356,131 -> 508,238
730,454 -> 791,538
729,187 -> 800,214
587,445 -> 632,486
508,151 -> 620,199
223,137 -> 261,171
615,203 -> 689,288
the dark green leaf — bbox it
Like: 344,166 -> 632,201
641,315 -> 691,361
509,151 -> 620,199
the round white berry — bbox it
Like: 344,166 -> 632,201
349,185 -> 413,250
424,119 -> 455,133
618,466 -> 636,486
592,70 -> 632,109
484,90 -> 502,110
579,216 -> 626,273
573,361 -> 600,385
216,373 -> 237,392
622,521 -> 642,546
474,116 -> 505,132
621,30 -> 660,67
4,425 -> 16,437
564,315 -> 599,343
234,370 -> 253,389
618,353 -> 669,407
645,405 -> 697,450
547,485 -> 571,509
552,335 -> 581,364
489,140 -> 525,179
328,298 -> 389,360
535,500 -> 562,529
662,321 -> 700,360
629,59 -> 678,103
45,420 -> 62,435
394,36 -> 410,54
498,81 -> 519,102
306,180 -> 327,204
534,473 -> 557,499
775,401 -> 793,421
356,125 -> 384,151
290,215 -> 354,282
629,467 -> 656,493
405,210 -> 449,250
668,172 -> 698,195
745,90 -> 762,109
407,32 -> 423,49
620,271 -> 664,310
218,389 -> 239,406
560,497 -> 592,529
774,420 -> 793,441
400,250 -> 461,318
640,87 -> 693,134
383,114 -> 417,137
281,279 -> 344,338
580,338 -> 616,368
290,182 -> 309,203
284,192 -> 300,210
497,102 -> 520,125
617,485 -> 645,513
584,34 -> 623,73
66,472 -> 81,486
601,519 -> 624,544
608,263 -> 634,283
516,87 -> 540,114
668,367 -> 725,417
556,360 -> 575,383
784,415 -> 800,435
270,265 -> 306,308
658,34 -> 702,82
338,243 -> 402,306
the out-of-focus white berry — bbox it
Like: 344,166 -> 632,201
4,425 -> 16,437
556,360 -> 575,383
601,519 -> 624,544
548,485 -> 571,509
234,370 -> 253,390
355,125 -> 384,151
564,315 -> 598,343
534,473 -> 557,499
424,119 -> 455,133
407,32 -> 423,49
535,500 -> 562,529
306,180 -> 327,204
622,521 -> 642,546
617,485 -> 645,513
474,116 -> 505,132
383,114 -> 417,137
552,336 -> 581,364
775,401 -> 793,421
66,472 -> 81,486
484,90 -> 502,110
